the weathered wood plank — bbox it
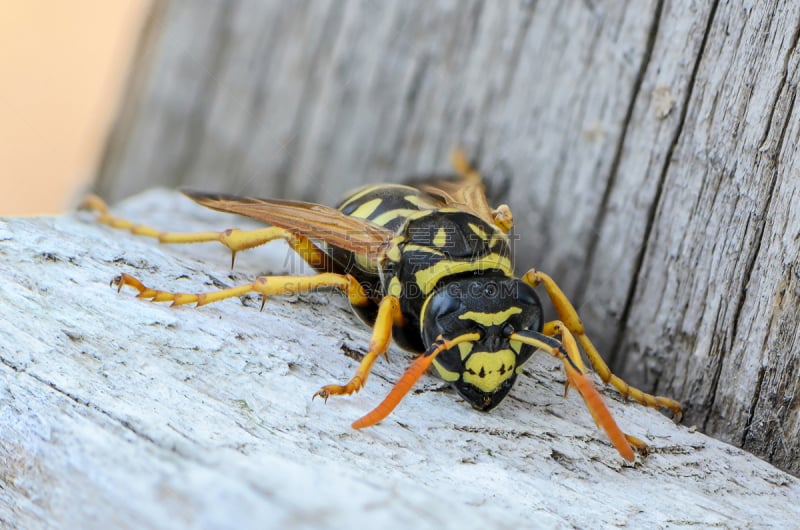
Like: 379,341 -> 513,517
2,190 -> 800,527
614,0 -> 800,475
94,1 -> 800,475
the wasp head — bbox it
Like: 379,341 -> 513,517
421,277 -> 543,411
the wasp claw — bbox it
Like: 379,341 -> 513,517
260,295 -> 267,312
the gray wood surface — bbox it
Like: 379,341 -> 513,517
2,190 -> 800,528
94,1 -> 800,475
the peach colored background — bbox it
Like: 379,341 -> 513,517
0,1 -> 150,216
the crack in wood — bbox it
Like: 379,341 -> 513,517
610,0 -> 721,378
729,84 -> 795,436
576,0 -> 665,321
742,365 -> 767,447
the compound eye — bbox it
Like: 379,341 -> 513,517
515,281 -> 538,306
428,291 -> 461,322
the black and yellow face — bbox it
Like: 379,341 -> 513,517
420,277 -> 543,411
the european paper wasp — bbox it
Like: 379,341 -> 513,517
83,150 -> 682,461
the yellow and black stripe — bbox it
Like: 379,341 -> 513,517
324,183 -> 516,355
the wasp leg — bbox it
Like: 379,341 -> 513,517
626,434 -> 650,457
449,149 -> 513,233
114,271 -> 369,309
313,295 -> 401,401
523,269 -> 683,419
510,324 -> 636,462
81,194 -> 329,270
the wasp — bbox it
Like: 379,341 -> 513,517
83,150 -> 681,461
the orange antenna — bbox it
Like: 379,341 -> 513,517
510,329 -> 635,462
352,332 -> 481,429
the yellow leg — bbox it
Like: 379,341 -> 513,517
313,295 -> 401,400
81,194 -> 329,269
523,269 -> 683,419
115,271 -> 369,309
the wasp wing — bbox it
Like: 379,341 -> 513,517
183,191 -> 395,258
409,150 -> 502,228
415,178 -> 495,225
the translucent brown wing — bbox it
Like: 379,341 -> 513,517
184,191 -> 395,258
414,179 -> 495,225
411,149 -> 499,228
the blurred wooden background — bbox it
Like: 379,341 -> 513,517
93,1 -> 800,475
